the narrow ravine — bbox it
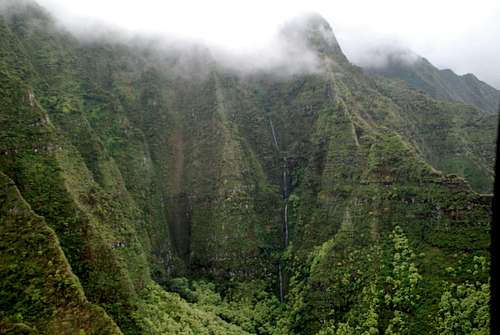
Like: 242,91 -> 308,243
268,116 -> 290,304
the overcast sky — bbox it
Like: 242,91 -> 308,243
37,0 -> 500,88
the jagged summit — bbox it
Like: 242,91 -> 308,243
279,12 -> 348,62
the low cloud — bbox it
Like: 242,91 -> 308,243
337,32 -> 420,69
2,0 -> 499,88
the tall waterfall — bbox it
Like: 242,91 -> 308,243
268,117 -> 290,304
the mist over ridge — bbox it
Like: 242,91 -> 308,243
1,0 -> 496,87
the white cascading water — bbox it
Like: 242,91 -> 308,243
283,158 -> 289,249
268,117 -> 290,304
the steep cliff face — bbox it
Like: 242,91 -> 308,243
0,1 -> 494,334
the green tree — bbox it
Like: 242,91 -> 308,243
437,257 -> 490,335
382,226 -> 421,334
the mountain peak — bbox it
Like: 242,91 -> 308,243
279,12 -> 347,62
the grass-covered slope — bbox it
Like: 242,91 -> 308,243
372,76 -> 497,193
0,172 -> 251,335
367,53 -> 499,114
0,171 -> 122,335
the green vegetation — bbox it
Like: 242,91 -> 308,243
436,256 -> 490,335
0,2 -> 493,334
0,171 -> 122,334
367,53 -> 499,114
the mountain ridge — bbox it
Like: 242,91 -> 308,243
365,50 -> 500,114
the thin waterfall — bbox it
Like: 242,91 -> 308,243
283,158 -> 288,197
280,157 -> 290,303
269,118 -> 280,152
283,158 -> 289,249
268,116 -> 290,304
